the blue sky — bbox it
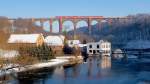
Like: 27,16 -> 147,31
0,0 -> 150,18
1,0 -> 150,32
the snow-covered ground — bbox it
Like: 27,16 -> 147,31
56,56 -> 83,60
128,55 -> 138,59
125,40 -> 150,49
0,49 -> 19,58
0,58 -> 69,77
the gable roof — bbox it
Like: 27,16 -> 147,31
8,34 -> 43,43
87,40 -> 110,45
44,35 -> 65,46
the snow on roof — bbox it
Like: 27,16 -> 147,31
44,35 -> 65,46
87,42 -> 98,45
67,40 -> 80,44
78,44 -> 87,47
125,40 -> 150,49
87,40 -> 110,45
8,34 -> 43,43
59,35 -> 65,42
99,40 -> 110,43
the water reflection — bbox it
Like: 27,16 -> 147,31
17,67 -> 55,84
100,56 -> 111,69
63,64 -> 80,78
52,66 -> 65,78
3,56 -> 113,84
47,56 -> 112,82
3,55 -> 150,84
87,56 -> 111,79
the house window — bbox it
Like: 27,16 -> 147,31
97,45 -> 99,48
104,45 -> 106,48
97,50 -> 99,53
93,50 -> 96,54
106,45 -> 108,48
70,41 -> 73,45
101,45 -> 103,48
102,44 -> 105,48
89,45 -> 92,48
89,50 -> 92,53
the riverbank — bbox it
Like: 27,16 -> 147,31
0,56 -> 83,77
56,56 -> 83,67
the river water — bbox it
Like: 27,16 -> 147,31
2,56 -> 150,84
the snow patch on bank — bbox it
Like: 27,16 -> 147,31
0,58 -> 69,77
0,49 -> 19,58
125,40 -> 150,49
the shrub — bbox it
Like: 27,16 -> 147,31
13,55 -> 39,66
0,58 -> 5,68
63,44 -> 81,56
18,44 -> 54,62
63,44 -> 73,54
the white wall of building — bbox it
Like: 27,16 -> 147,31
87,42 -> 100,55
44,35 -> 65,46
87,40 -> 111,56
67,40 -> 80,47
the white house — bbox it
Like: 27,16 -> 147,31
44,35 -> 65,47
44,35 -> 65,55
8,34 -> 44,46
87,40 -> 111,56
67,40 -> 80,47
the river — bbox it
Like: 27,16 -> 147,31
2,56 -> 150,84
